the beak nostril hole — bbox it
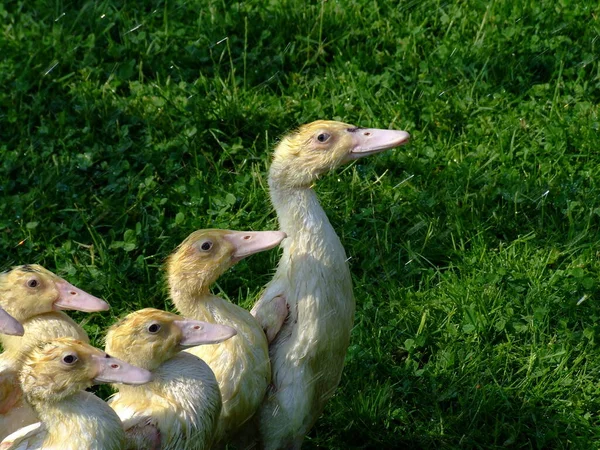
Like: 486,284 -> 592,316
364,132 -> 371,136
69,291 -> 77,296
110,364 -> 119,369
243,235 -> 251,240
193,325 -> 200,329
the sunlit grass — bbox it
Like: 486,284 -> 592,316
1,0 -> 599,447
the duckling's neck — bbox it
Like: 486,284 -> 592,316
269,177 -> 342,250
170,287 -> 224,323
33,390 -> 125,450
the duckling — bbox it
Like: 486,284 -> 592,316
0,264 -> 109,356
166,229 -> 285,443
0,264 -> 109,440
105,308 -> 237,450
250,121 -> 410,449
0,337 -> 152,450
0,307 -> 23,337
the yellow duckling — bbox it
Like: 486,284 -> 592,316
105,308 -> 237,450
0,307 -> 23,337
0,265 -> 109,440
0,264 -> 109,356
0,337 -> 152,450
166,229 -> 285,443
250,121 -> 410,449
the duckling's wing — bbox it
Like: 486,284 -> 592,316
0,369 -> 21,414
0,422 -> 45,450
251,281 -> 289,343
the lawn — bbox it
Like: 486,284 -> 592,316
1,0 -> 600,448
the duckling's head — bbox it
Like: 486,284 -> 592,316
105,308 -> 236,370
166,229 -> 285,296
19,337 -> 152,404
270,120 -> 410,188
0,264 -> 109,322
0,305 -> 24,336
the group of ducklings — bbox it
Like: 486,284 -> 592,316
0,121 -> 410,450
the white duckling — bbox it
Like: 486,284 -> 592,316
250,120 -> 410,449
166,229 -> 285,444
0,337 -> 152,450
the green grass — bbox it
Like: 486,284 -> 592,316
1,0 -> 600,447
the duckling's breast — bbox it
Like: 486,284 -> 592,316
184,300 -> 270,440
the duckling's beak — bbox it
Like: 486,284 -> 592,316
224,231 -> 287,263
346,128 -> 410,161
53,279 -> 110,312
92,353 -> 153,385
174,319 -> 237,346
0,306 -> 24,336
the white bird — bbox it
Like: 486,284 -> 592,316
250,120 -> 410,449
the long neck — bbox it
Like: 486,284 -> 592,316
34,391 -> 124,450
269,175 -> 345,256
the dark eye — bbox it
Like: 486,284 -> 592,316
200,241 -> 213,251
27,279 -> 39,288
62,354 -> 78,365
148,323 -> 161,334
317,133 -> 330,143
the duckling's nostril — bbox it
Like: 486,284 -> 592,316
243,235 -> 252,240
69,291 -> 77,296
363,132 -> 371,136
110,364 -> 119,369
193,325 -> 201,330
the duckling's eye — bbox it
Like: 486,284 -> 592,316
148,323 -> 161,334
316,133 -> 330,143
27,279 -> 39,288
62,354 -> 78,365
200,241 -> 213,251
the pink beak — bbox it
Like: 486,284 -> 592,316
223,230 -> 287,263
53,279 -> 110,312
92,353 -> 153,385
0,306 -> 24,336
174,319 -> 237,347
347,127 -> 410,161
